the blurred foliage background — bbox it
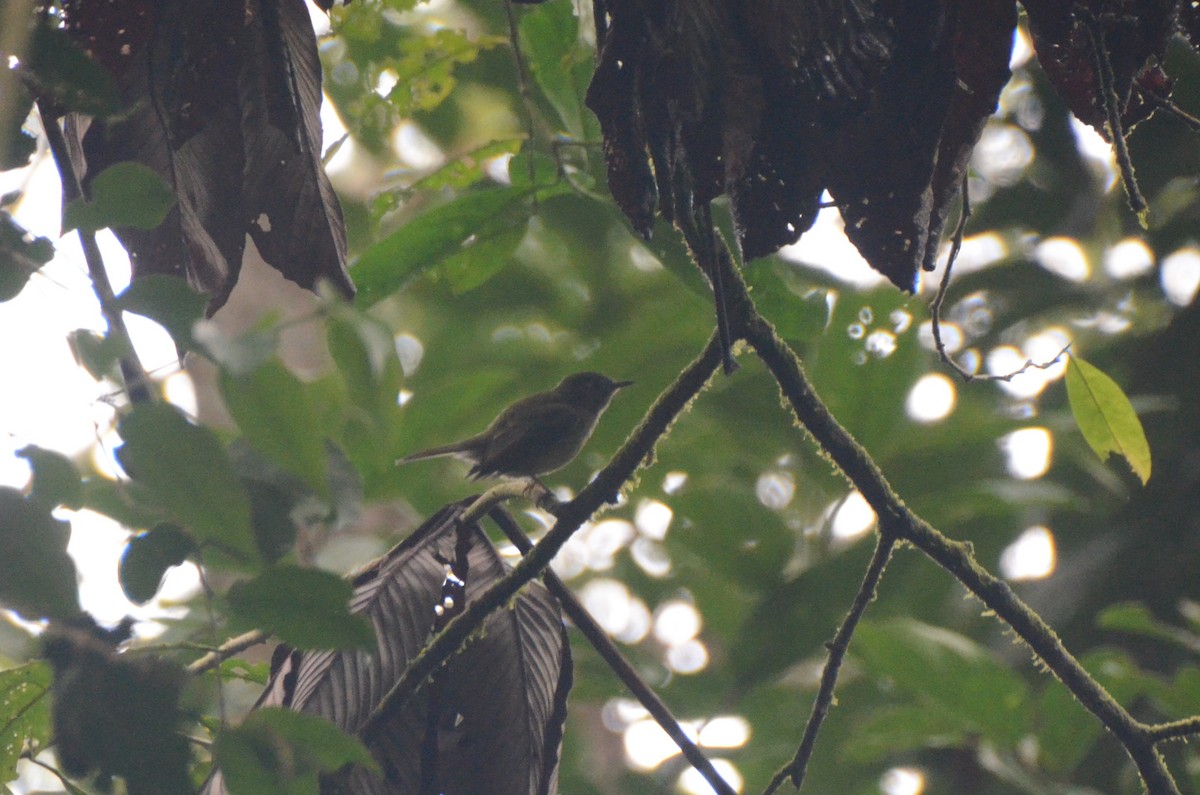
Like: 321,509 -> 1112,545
3,0 -> 1200,793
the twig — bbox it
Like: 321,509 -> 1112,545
36,100 -> 153,404
185,629 -> 269,676
929,177 -> 1071,382
1078,10 -> 1148,223
503,0 -> 539,190
1138,84 -> 1200,133
763,534 -> 896,794
356,333 -> 725,742
1146,717 -> 1200,744
739,311 -> 1179,794
489,507 -> 737,795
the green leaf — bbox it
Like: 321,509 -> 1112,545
226,565 -> 374,650
744,262 -> 832,341
0,661 -> 53,785
519,1 -> 589,135
387,29 -> 505,115
405,138 -> 524,193
67,328 -> 130,381
119,525 -> 196,605
80,477 -> 165,530
25,24 -> 122,116
115,275 -> 208,349
843,704 -> 968,763
440,220 -> 528,293
854,618 -> 1031,746
63,162 -> 176,233
352,187 -> 531,305
1035,648 -> 1150,773
1065,354 -> 1152,483
507,149 -> 560,190
326,308 -> 402,417
215,707 -> 377,795
16,445 -> 83,510
220,361 -> 330,494
0,488 -> 81,621
116,404 -> 257,564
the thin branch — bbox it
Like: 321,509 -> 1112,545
929,177 -> 1071,382
489,507 -> 737,795
763,534 -> 897,795
1079,10 -> 1148,223
356,333 -> 725,742
185,629 -> 268,676
739,309 -> 1178,794
1137,84 -> 1200,133
503,0 -> 539,190
36,101 -> 153,404
1146,717 -> 1200,744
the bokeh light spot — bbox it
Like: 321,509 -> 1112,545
1000,525 -> 1057,580
906,374 -> 957,423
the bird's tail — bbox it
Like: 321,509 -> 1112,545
396,442 -> 475,465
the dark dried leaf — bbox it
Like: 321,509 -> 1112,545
1022,0 -> 1179,137
202,502 -> 570,795
61,0 -> 354,312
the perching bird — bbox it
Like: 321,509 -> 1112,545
396,372 -> 633,480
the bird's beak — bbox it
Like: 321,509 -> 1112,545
613,379 -> 634,390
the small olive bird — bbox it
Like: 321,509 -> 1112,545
396,372 -> 633,480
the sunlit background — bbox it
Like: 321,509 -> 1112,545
4,8 -> 1199,794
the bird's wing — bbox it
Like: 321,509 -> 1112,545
471,402 -> 586,478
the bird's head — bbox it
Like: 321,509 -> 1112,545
554,372 -> 633,413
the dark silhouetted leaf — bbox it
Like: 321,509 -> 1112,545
116,403 -> 257,564
0,487 -> 80,622
16,444 -> 83,510
60,0 -> 353,312
227,565 -> 374,651
118,524 -> 195,605
42,623 -> 190,793
25,22 -> 122,116
1065,354 -> 1152,483
0,211 -> 54,302
63,162 -> 176,233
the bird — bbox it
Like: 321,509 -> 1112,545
396,372 -> 633,480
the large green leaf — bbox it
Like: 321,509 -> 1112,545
116,404 -> 257,564
226,565 -> 374,651
214,707 -> 377,795
63,162 -> 176,233
1065,354 -> 1151,484
520,1 -> 590,136
853,618 -> 1031,746
221,360 -> 330,495
352,187 -> 531,305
